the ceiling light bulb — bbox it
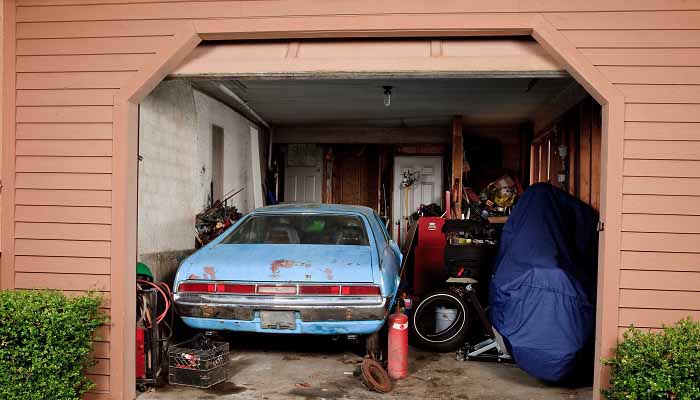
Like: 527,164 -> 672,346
383,86 -> 393,107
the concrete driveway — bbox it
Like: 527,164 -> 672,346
139,334 -> 593,400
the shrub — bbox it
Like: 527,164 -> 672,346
603,318 -> 700,400
0,290 -> 108,400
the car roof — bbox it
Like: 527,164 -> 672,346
251,203 -> 376,219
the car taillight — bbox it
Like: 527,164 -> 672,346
341,285 -> 381,296
216,283 -> 256,294
178,282 -> 216,293
257,285 -> 297,295
298,285 -> 341,296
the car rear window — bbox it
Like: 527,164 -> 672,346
219,214 -> 369,246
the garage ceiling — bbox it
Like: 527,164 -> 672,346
192,77 -> 578,127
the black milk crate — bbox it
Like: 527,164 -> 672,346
168,336 -> 229,388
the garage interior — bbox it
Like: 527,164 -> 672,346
135,37 -> 601,399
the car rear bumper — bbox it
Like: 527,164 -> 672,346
173,292 -> 389,323
180,316 -> 385,335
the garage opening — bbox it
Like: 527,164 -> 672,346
134,38 -> 601,399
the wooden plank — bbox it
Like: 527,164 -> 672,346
539,140 -> 550,182
16,189 -> 112,207
17,106 -> 113,123
86,375 -> 109,392
626,104 -> 700,123
16,205 -> 111,224
93,325 -> 111,342
64,290 -> 111,307
621,232 -> 700,253
620,289 -> 700,310
451,116 -> 463,218
579,99 -> 592,204
548,11 -> 700,30
625,140 -> 700,160
17,89 -> 116,106
583,48 -> 700,67
623,177 -> 700,196
564,30 -> 700,48
91,341 -> 110,358
624,160 -> 700,178
531,143 -> 540,184
622,251 -> 700,272
17,20 -> 182,39
567,115 -> 577,194
600,66 -> 700,85
13,0 -> 700,21
17,72 -> 133,90
87,359 -> 111,376
618,84 -> 700,104
16,222 -> 111,241
17,123 -> 112,140
623,195 -> 700,215
619,308 -> 700,329
625,122 -> 700,141
620,270 -> 700,290
16,172 -> 111,190
15,239 -> 110,258
17,54 -> 146,73
590,101 -> 601,210
17,140 -> 112,156
17,156 -> 112,173
15,255 -> 110,274
622,214 -> 700,234
15,271 -> 110,290
17,36 -> 168,55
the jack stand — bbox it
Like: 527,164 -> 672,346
455,284 -> 513,364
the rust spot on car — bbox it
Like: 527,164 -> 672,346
324,267 -> 334,280
271,259 -> 312,277
203,266 -> 216,280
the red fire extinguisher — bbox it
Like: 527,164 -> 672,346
388,312 -> 408,379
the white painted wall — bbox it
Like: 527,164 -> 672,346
138,80 -> 259,256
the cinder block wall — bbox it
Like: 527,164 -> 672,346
137,80 -> 258,282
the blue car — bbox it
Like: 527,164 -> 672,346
173,204 -> 403,337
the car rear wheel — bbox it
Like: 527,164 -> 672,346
410,290 -> 469,352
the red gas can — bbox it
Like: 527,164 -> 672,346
387,313 -> 409,379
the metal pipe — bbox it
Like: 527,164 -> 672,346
217,83 -> 271,130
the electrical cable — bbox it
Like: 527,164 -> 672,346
137,279 -> 171,326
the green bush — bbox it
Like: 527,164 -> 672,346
0,290 -> 108,400
603,318 -> 700,400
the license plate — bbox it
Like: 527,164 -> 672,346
260,311 -> 296,330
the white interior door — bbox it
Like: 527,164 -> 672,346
284,144 -> 322,203
392,156 -> 443,245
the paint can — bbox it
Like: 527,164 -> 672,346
435,306 -> 458,333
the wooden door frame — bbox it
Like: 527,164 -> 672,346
108,14 -> 624,399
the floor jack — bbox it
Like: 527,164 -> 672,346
453,279 -> 513,363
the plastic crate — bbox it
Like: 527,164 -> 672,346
168,336 -> 229,388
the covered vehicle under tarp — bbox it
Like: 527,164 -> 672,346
489,183 -> 599,383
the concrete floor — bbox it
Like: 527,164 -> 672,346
139,334 -> 593,400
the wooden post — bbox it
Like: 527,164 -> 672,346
451,116 -> 463,218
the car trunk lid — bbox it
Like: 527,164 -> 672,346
180,244 -> 374,283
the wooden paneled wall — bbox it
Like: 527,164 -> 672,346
4,1 -> 700,398
532,97 -> 602,211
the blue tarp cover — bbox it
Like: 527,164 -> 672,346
489,183 -> 599,382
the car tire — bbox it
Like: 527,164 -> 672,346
410,290 -> 469,352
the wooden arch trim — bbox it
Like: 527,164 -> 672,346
112,13 -> 624,399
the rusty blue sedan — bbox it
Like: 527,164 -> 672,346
173,204 -> 402,335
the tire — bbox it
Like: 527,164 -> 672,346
410,290 -> 469,352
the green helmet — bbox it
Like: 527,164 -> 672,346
136,262 -> 154,281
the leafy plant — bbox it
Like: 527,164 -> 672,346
603,318 -> 700,400
0,290 -> 108,400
